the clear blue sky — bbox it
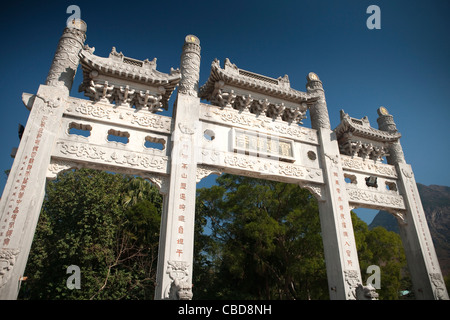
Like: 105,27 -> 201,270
0,0 -> 449,223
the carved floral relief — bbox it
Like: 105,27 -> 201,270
56,141 -> 168,172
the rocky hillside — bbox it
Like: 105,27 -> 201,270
369,184 -> 450,277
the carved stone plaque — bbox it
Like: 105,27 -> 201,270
231,128 -> 295,162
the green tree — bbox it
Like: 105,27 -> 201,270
194,174 -> 328,300
353,213 -> 409,299
19,169 -> 162,300
121,176 -> 162,210
194,174 -> 409,300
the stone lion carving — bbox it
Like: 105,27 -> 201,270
430,273 -> 447,300
0,249 -> 20,288
356,283 -> 379,300
165,260 -> 193,300
169,278 -> 193,300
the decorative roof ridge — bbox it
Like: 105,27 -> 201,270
223,58 -> 285,86
335,110 -> 401,142
78,45 -> 181,111
199,58 -> 314,102
79,46 -> 181,83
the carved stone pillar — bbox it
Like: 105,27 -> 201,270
376,107 -> 405,165
45,19 -> 87,92
0,86 -> 67,299
0,21 -> 87,299
178,35 -> 201,97
154,35 -> 201,300
306,73 -> 363,299
377,107 -> 449,300
306,72 -> 330,130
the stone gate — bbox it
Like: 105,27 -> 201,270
0,20 -> 447,300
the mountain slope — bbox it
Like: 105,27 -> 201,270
369,184 -> 450,276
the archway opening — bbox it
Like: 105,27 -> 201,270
352,207 -> 413,299
19,168 -> 163,300
194,173 -> 328,300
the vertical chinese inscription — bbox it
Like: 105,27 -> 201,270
175,141 -> 191,259
0,116 -> 47,246
331,170 -> 356,269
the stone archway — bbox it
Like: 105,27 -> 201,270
0,20 -> 447,300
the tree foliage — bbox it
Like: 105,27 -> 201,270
193,174 -> 410,300
194,174 -> 327,299
20,169 -> 161,299
351,212 -> 409,299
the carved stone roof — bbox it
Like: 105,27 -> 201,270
335,110 -> 401,143
199,58 -> 314,103
78,46 -> 181,109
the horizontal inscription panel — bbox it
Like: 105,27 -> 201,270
231,128 -> 295,162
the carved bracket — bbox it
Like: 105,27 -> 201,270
140,173 -> 170,196
83,80 -> 165,112
196,165 -> 222,183
386,209 -> 407,225
47,159 -> 83,180
299,182 -> 325,202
